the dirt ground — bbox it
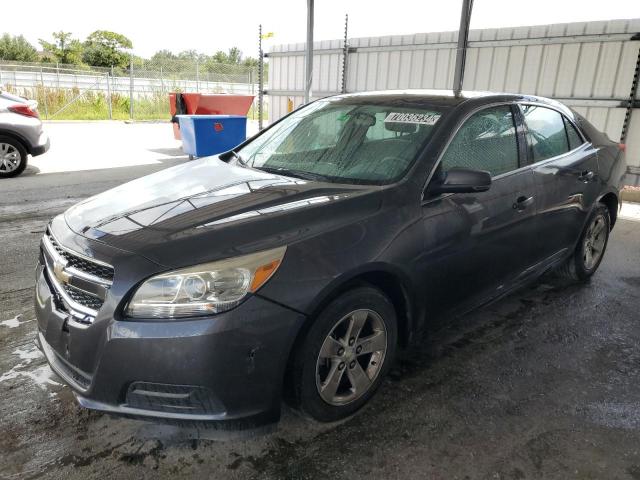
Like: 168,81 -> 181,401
2,123 -> 640,480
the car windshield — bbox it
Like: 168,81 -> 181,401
239,99 -> 447,185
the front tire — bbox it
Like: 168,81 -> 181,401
290,286 -> 398,422
0,136 -> 28,178
557,203 -> 610,281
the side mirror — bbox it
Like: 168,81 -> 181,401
429,167 -> 492,195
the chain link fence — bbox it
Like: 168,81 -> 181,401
0,59 -> 265,121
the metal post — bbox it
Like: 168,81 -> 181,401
129,55 -> 134,120
160,65 -> 164,93
258,24 -> 264,130
304,0 -> 314,104
39,67 -> 49,119
340,14 -> 349,94
453,0 -> 474,95
196,59 -> 200,92
56,62 -> 60,89
620,45 -> 640,144
106,71 -> 113,120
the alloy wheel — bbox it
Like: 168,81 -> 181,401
0,143 -> 21,173
315,309 -> 388,406
582,213 -> 607,270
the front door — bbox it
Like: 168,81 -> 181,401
418,104 -> 539,317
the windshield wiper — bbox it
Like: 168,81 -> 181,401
256,166 -> 333,183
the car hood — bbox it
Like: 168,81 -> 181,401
64,156 -> 382,268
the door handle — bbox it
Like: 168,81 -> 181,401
578,170 -> 595,183
513,195 -> 534,211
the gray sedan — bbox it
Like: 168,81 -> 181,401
0,90 -> 50,177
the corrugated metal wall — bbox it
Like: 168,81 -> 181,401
267,19 -> 640,183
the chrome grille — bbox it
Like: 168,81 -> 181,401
42,228 -> 114,323
46,231 -> 114,281
63,284 -> 104,311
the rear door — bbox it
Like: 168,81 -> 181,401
420,104 -> 539,316
518,104 -> 599,264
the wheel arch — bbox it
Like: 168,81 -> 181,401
281,263 -> 415,401
307,263 -> 414,346
0,129 -> 31,154
597,191 -> 619,229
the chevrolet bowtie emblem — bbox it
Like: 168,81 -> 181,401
53,258 -> 71,283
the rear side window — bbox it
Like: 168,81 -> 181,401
564,117 -> 585,150
521,105 -> 569,161
441,105 -> 519,177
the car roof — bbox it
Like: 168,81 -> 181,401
0,91 -> 30,104
328,89 -> 570,114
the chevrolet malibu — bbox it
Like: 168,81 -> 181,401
35,91 -> 626,425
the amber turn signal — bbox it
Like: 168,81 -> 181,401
250,259 -> 282,292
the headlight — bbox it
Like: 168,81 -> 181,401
125,246 -> 286,319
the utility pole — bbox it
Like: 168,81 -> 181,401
106,71 -> 113,120
304,0 -> 314,104
453,0 -> 474,95
341,14 -> 349,94
129,55 -> 134,120
258,24 -> 264,130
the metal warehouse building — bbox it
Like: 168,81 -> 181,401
267,19 -> 640,185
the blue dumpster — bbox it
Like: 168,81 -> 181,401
177,115 -> 247,158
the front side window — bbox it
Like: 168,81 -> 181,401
239,100 -> 446,185
440,105 -> 519,177
521,105 -> 570,161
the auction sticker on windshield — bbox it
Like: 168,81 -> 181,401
384,112 -> 441,125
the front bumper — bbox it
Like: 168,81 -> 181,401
35,259 -> 306,426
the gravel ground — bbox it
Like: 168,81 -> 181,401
1,123 -> 640,480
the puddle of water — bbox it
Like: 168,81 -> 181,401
12,345 -> 43,362
0,315 -> 30,328
0,343 -> 62,394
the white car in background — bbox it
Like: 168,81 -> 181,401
0,90 -> 50,177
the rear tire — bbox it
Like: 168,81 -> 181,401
557,203 -> 610,281
0,136 -> 28,178
289,286 -> 398,422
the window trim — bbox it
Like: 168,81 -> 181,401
422,101 -> 526,202
516,102 -> 590,168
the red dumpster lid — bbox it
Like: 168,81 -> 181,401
170,93 -> 254,116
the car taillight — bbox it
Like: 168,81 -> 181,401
8,104 -> 39,118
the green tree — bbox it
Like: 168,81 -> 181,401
242,56 -> 259,67
227,47 -> 242,64
0,34 -> 38,62
82,30 -> 132,68
39,31 -> 83,64
212,48 -> 243,64
150,49 -> 178,64
212,50 -> 228,64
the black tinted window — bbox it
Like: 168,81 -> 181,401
564,117 -> 584,150
441,105 -> 519,177
521,105 -> 569,161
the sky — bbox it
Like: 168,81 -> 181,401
6,0 -> 640,60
